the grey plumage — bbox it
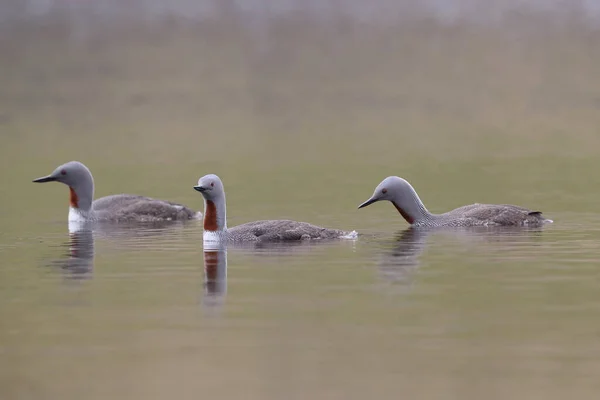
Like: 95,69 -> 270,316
33,161 -> 200,222
359,176 -> 552,228
412,203 -> 548,227
228,220 -> 351,242
194,174 -> 357,243
92,194 -> 197,222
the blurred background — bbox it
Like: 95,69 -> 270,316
1,1 -> 600,399
2,0 -> 600,228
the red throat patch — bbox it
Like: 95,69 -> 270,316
392,201 -> 414,224
69,187 -> 79,208
204,200 -> 218,231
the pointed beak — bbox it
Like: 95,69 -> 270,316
33,175 -> 56,183
194,185 -> 206,193
358,196 -> 379,209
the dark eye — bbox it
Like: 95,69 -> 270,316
61,169 -> 67,175
210,182 -> 214,187
381,188 -> 387,194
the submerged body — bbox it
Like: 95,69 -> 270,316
194,174 -> 356,243
359,176 -> 552,228
34,161 -> 200,222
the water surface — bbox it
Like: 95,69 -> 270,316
2,11 -> 600,399
2,202 -> 599,399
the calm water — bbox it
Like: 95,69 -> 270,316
3,14 -> 600,399
2,160 -> 600,399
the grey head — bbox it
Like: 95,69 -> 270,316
193,174 -> 227,232
358,176 -> 429,225
33,161 -> 95,211
358,176 -> 417,208
193,174 -> 226,201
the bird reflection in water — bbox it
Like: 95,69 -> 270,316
377,226 -> 546,290
202,242 -> 227,311
377,228 -> 429,289
49,220 -> 192,281
49,222 -> 96,280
